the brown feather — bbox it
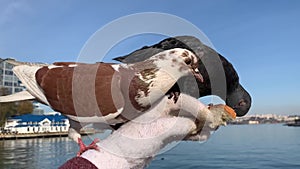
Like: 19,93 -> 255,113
35,63 -> 122,117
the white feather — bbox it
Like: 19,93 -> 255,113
0,90 -> 35,102
66,108 -> 124,124
13,65 -> 49,105
47,65 -> 63,69
68,128 -> 81,143
111,64 -> 120,71
135,48 -> 195,107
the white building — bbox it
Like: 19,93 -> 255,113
4,114 -> 70,134
0,58 -> 25,94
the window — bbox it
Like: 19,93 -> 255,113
15,88 -> 22,93
5,70 -> 13,75
4,82 -> 12,86
42,121 -> 50,126
4,76 -> 13,81
6,63 -> 13,69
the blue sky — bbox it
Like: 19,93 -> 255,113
1,0 -> 300,115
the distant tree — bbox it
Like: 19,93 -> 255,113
0,102 -> 16,126
16,101 -> 33,115
0,87 -> 10,96
0,87 -> 13,126
0,87 -> 33,126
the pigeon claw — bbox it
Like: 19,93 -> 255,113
76,138 -> 100,157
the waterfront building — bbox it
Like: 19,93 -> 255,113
0,58 -> 24,94
248,120 -> 259,124
3,113 -> 70,134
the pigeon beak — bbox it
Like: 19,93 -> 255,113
192,68 -> 203,83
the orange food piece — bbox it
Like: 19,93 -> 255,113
224,105 -> 236,119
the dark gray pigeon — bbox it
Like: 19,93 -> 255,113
113,36 -> 251,117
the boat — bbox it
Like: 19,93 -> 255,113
285,118 -> 300,127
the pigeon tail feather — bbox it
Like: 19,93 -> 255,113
13,65 -> 49,105
0,90 -> 35,102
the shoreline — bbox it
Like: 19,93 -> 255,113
0,130 -> 96,140
0,132 -> 68,140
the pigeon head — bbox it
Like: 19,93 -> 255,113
177,49 -> 203,83
113,36 -> 252,117
143,48 -> 203,83
226,85 -> 251,117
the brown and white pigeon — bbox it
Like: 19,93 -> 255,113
0,48 -> 203,155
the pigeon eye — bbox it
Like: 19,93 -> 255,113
239,99 -> 247,106
185,58 -> 192,65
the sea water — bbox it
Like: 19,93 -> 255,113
0,124 -> 299,169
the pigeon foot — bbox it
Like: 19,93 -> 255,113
77,138 -> 100,156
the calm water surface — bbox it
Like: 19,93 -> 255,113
0,124 -> 299,169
